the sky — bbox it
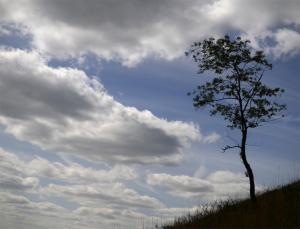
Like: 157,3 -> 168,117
0,0 -> 299,228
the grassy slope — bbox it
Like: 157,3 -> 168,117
163,180 -> 300,228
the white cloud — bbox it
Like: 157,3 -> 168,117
0,192 -> 65,214
0,148 -> 162,228
147,173 -> 214,198
0,174 -> 38,190
0,148 -> 137,184
0,192 -> 30,204
0,49 -> 204,165
1,0 -> 300,65
147,170 -> 250,200
0,192 -> 87,229
268,29 -> 300,58
0,175 -> 162,228
0,0 -> 212,66
202,132 -> 221,144
28,157 -> 137,183
74,206 -> 146,222
203,0 -> 300,33
42,182 -> 164,209
0,148 -> 25,175
0,192 -> 148,229
206,170 -> 247,184
0,149 -> 40,191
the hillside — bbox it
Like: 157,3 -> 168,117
163,180 -> 300,228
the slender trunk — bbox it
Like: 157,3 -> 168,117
240,129 -> 256,201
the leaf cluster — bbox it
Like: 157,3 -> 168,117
186,35 -> 286,130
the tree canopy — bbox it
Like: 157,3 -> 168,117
186,35 -> 286,201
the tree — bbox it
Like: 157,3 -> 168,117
186,35 -> 286,201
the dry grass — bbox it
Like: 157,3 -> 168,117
162,180 -> 300,228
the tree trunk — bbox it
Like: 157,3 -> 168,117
240,130 -> 256,201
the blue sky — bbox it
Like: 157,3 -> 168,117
0,0 -> 299,228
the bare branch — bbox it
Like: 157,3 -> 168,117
222,145 -> 241,153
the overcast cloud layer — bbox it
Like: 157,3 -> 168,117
0,0 -> 300,66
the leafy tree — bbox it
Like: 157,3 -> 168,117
186,35 -> 286,201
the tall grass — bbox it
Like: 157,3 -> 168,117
162,180 -> 300,228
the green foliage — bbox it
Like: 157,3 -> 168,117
186,35 -> 286,130
162,180 -> 300,228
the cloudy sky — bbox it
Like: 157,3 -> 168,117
0,0 -> 299,228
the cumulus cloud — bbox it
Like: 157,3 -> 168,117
0,0 -> 211,66
203,0 -> 300,33
0,148 -> 137,184
0,148 -> 163,228
0,174 -> 38,191
147,170 -> 250,200
0,191 -> 147,229
74,206 -> 146,221
0,192 -> 66,214
0,148 -> 39,191
0,49 -> 205,164
29,158 -> 137,183
0,192 -> 30,205
147,173 -> 214,198
268,29 -> 300,58
42,182 -> 164,209
1,0 -> 299,66
0,190 -> 161,229
0,192 -> 86,229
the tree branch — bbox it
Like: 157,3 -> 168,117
222,144 -> 241,153
243,70 -> 264,112
213,97 -> 236,102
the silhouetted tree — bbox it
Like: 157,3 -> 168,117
186,35 -> 286,201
